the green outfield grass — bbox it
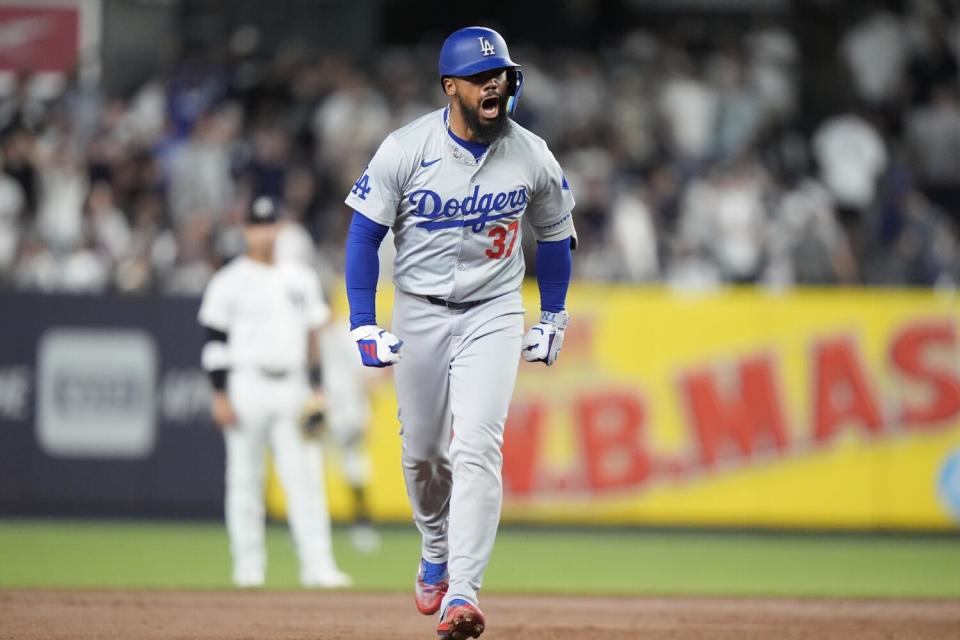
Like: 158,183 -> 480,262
0,520 -> 957,598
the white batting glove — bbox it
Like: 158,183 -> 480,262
521,310 -> 569,366
351,325 -> 404,368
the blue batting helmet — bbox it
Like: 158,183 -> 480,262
439,26 -> 525,116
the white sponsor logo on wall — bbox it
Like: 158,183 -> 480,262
161,368 -> 212,424
0,366 -> 30,420
36,329 -> 157,458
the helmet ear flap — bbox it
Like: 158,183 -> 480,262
506,68 -> 524,116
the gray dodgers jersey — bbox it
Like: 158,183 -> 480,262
344,107 -> 575,302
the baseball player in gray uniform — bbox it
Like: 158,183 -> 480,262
343,27 -> 575,639
199,196 -> 352,589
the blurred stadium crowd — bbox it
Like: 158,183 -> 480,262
1,5 -> 959,296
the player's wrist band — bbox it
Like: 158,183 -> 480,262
208,369 -> 228,391
309,363 -> 323,388
540,310 -> 569,330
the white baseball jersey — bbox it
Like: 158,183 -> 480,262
344,107 -> 575,302
198,256 -> 330,372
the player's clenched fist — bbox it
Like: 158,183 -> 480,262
521,310 -> 569,366
351,325 -> 404,367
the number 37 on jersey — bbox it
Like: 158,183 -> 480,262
485,220 -> 519,259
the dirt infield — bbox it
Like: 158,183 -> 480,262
2,590 -> 959,640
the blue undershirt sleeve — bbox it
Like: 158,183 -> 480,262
345,211 -> 390,330
535,237 -> 573,313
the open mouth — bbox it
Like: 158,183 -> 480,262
480,95 -> 500,119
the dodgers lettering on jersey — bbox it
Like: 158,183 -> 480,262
198,257 -> 330,372
345,107 -> 575,303
407,184 -> 528,231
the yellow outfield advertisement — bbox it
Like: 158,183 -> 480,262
271,284 -> 960,530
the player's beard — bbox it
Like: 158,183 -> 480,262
456,93 -> 508,144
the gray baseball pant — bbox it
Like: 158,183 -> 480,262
392,288 -> 524,610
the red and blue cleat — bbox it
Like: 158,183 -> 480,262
437,599 -> 485,639
415,559 -> 448,616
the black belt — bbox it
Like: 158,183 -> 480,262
424,295 -> 492,311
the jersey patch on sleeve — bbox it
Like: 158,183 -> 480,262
351,173 -> 372,200
561,175 -> 570,190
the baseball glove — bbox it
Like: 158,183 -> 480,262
299,394 -> 327,440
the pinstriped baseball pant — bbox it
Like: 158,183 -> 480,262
224,370 -> 336,585
392,288 -> 523,611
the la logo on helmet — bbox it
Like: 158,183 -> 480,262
478,37 -> 495,56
